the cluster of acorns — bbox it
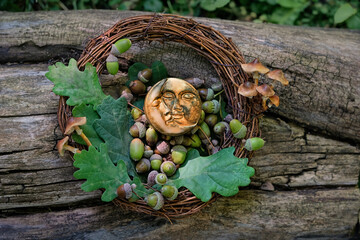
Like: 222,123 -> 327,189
116,69 -> 265,210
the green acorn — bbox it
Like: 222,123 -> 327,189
146,127 -> 158,146
213,121 -> 230,136
198,110 -> 206,124
171,145 -> 187,164
244,137 -> 265,151
150,154 -> 163,171
205,114 -> 218,128
110,38 -> 132,56
136,158 -> 150,173
229,119 -> 247,139
160,161 -> 176,176
129,122 -> 146,138
202,100 -> 220,114
189,134 -> 202,148
161,185 -> 179,201
106,54 -> 119,75
155,173 -> 168,185
131,108 -> 142,121
198,88 -> 214,101
198,122 -> 211,140
146,192 -> 164,210
130,138 -> 144,161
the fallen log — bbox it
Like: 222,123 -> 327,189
0,10 -> 359,239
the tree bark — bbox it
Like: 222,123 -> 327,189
0,10 -> 359,239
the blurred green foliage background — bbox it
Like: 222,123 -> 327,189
1,0 -> 359,29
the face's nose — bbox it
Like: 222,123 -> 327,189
172,98 -> 182,112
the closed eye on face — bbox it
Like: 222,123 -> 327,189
162,92 -> 175,100
182,92 -> 195,100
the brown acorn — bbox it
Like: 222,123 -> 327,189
136,158 -> 151,173
198,88 -> 214,101
129,80 -> 146,95
205,114 -> 218,128
117,183 -> 132,199
138,68 -> 152,83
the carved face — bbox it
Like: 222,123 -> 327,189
144,78 -> 202,136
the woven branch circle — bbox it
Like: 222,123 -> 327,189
58,14 -> 263,219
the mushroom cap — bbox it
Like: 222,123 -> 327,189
269,95 -> 280,107
238,81 -> 258,97
266,70 -> 289,86
57,136 -> 69,156
241,59 -> 269,74
256,84 -> 275,97
64,117 -> 87,135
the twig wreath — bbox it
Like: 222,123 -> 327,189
52,14 -> 288,220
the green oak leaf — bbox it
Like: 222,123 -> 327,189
45,58 -> 106,107
93,96 -> 136,176
169,147 -> 255,202
73,144 -> 131,202
149,61 -> 168,85
71,104 -> 104,149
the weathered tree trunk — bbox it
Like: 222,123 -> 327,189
0,10 -> 359,239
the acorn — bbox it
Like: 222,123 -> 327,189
244,137 -> 265,151
143,145 -> 153,158
155,173 -> 168,185
106,54 -> 119,75
198,88 -> 214,101
182,136 -> 193,147
129,80 -> 146,95
171,145 -> 187,164
146,192 -> 164,210
147,170 -> 158,187
213,121 -> 230,136
146,127 -> 158,146
161,185 -> 179,201
223,114 -> 234,123
120,91 -> 133,103
130,138 -> 144,161
138,68 -> 152,83
117,183 -> 132,199
119,86 -> 131,95
211,82 -> 223,92
156,141 -> 170,155
161,134 -> 172,141
161,161 -> 176,176
229,119 -> 247,139
135,114 -> 148,125
202,100 -> 220,114
150,154 -> 163,171
110,38 -> 132,57
129,122 -> 146,138
136,158 -> 151,173
212,146 -> 221,155
212,139 -> 219,146
185,77 -> 204,88
198,110 -> 206,125
131,108 -> 142,121
198,122 -> 211,140
190,134 -> 202,148
174,135 -> 184,145
205,114 -> 218,128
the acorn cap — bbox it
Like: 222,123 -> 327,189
269,95 -> 280,107
266,69 -> 289,86
147,170 -> 158,187
111,39 -> 132,56
117,183 -> 132,199
241,59 -> 269,74
64,117 -> 86,135
106,53 -> 118,63
238,81 -> 258,98
57,136 -> 69,156
256,84 -> 275,97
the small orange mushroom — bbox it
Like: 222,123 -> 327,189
238,81 -> 258,98
268,95 -> 280,108
65,117 -> 92,146
256,84 -> 275,110
266,69 -> 289,86
241,59 -> 270,85
57,136 -> 81,156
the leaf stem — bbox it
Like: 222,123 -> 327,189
128,102 -> 144,113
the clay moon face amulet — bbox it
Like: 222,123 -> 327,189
144,78 -> 202,136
